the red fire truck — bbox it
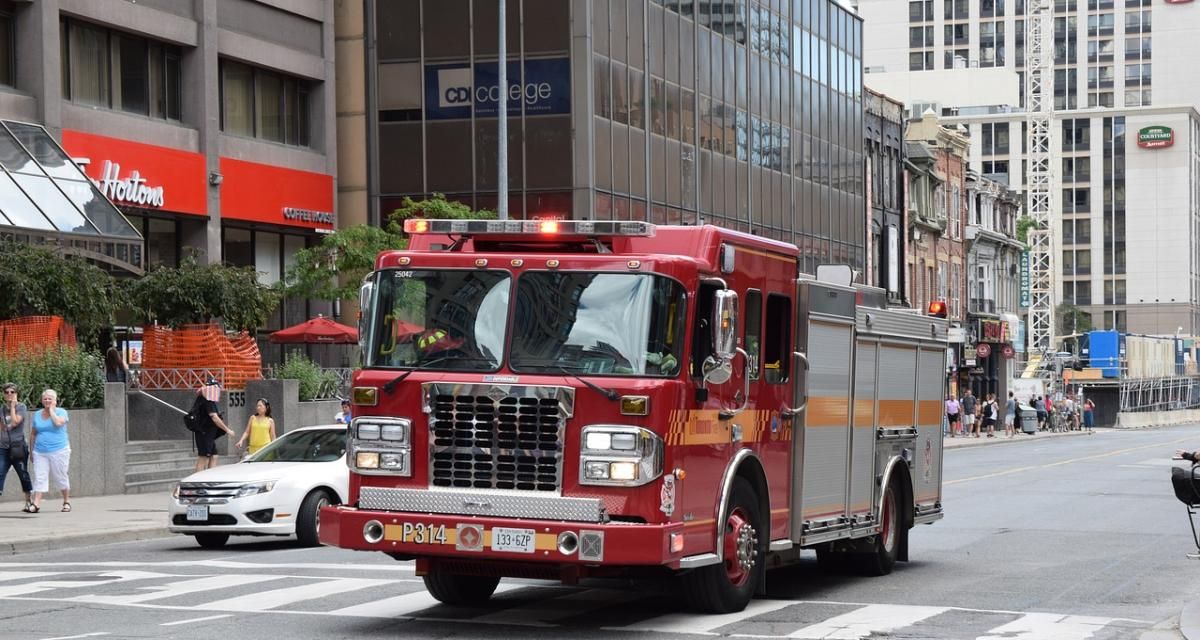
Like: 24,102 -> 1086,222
320,220 -> 947,613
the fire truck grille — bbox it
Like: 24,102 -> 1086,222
425,384 -> 574,492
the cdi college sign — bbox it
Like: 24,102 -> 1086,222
1137,125 -> 1175,149
425,58 -> 570,120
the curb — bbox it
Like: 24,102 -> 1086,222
1,527 -> 172,556
944,430 -> 1096,450
1181,598 -> 1200,640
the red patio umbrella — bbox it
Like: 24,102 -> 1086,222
269,316 -> 358,344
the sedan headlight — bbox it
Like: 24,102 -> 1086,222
579,425 -> 663,487
350,417 -> 412,476
234,480 -> 277,498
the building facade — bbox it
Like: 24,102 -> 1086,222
964,169 -> 1022,400
864,87 -> 906,303
363,0 -> 867,274
0,0 -> 338,351
858,0 -> 1200,338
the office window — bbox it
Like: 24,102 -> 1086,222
220,60 -> 311,147
0,3 -> 13,87
910,0 -> 934,21
61,19 -> 182,120
910,51 -> 934,70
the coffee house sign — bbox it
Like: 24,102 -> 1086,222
96,160 -> 165,208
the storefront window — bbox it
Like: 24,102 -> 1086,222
255,231 -> 280,284
223,227 -> 252,267
146,218 -> 177,269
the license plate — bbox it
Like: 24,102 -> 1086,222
399,522 -> 447,545
491,527 -> 535,553
186,504 -> 209,522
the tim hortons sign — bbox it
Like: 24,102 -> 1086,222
96,160 -> 165,207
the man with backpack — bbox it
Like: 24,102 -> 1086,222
191,377 -> 234,472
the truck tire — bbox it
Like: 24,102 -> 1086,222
854,480 -> 901,576
422,572 -> 501,605
681,477 -> 765,613
194,533 -> 229,549
296,490 -> 334,548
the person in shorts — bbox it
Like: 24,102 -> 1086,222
960,389 -> 977,438
1004,391 -> 1018,438
192,377 -> 234,472
945,394 -> 961,437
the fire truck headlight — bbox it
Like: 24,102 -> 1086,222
380,422 -> 409,443
350,418 -> 412,476
357,423 -> 381,440
579,425 -> 663,487
356,451 -> 380,469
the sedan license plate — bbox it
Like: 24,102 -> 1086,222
186,504 -> 209,522
491,527 -> 535,553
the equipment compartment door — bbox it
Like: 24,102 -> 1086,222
849,339 -> 878,522
796,317 -> 854,529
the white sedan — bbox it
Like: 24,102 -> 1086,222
168,425 -> 348,548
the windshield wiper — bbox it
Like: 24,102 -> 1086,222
557,365 -> 619,402
381,356 -> 493,394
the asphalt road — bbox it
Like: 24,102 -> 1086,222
1,425 -> 1199,639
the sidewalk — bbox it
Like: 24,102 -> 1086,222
943,426 -> 1100,449
0,491 -> 172,556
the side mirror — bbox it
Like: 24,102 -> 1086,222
712,289 -> 739,360
702,356 -> 733,385
358,273 -> 376,354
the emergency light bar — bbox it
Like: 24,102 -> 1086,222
403,218 -> 656,238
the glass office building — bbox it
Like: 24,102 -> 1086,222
369,0 -> 866,273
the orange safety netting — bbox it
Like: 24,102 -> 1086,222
0,316 -> 77,357
141,323 -> 262,389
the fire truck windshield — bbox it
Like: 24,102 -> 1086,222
509,272 -> 686,377
364,269 -> 510,370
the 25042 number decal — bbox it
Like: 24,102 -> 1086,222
399,522 -> 447,544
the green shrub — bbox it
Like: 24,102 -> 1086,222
0,346 -> 105,409
275,354 -> 338,402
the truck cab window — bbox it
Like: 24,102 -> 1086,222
763,293 -> 791,384
691,282 -> 721,378
744,290 -> 762,380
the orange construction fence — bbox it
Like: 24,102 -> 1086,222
141,323 -> 262,390
0,316 -> 77,358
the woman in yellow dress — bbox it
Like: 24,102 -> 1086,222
236,398 -> 277,456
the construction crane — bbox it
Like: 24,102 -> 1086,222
1024,0 -> 1055,376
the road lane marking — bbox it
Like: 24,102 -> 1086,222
39,634 -> 110,640
0,571 -> 57,582
977,612 -> 1117,640
160,614 -> 233,626
0,571 -> 172,597
611,599 -> 798,635
0,560 -> 415,572
327,582 -> 524,619
947,436 -> 1197,485
71,574 -> 281,605
785,604 -> 949,639
199,577 -> 399,611
472,587 -> 631,626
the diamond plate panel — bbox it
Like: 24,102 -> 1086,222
359,487 -> 606,523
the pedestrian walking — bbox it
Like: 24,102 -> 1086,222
982,393 -> 997,437
28,389 -> 70,514
335,399 -> 352,425
192,377 -> 235,472
945,394 -> 961,437
961,390 -> 978,438
1004,391 -> 1017,438
1083,398 -> 1095,432
0,383 -> 32,511
1035,396 -> 1048,431
236,398 -> 277,456
1064,396 -> 1078,431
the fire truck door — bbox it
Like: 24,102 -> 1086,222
790,282 -> 856,539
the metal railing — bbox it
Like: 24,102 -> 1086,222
136,368 -> 225,390
1119,376 -> 1200,413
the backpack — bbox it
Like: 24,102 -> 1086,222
983,401 -> 995,419
183,396 -> 207,433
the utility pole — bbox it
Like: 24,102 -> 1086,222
497,0 -> 508,220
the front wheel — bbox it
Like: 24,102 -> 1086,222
296,490 -> 333,547
681,477 -> 765,613
422,571 -> 501,605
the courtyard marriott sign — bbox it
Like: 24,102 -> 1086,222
1138,126 -> 1175,149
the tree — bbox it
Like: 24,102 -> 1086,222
1056,303 -> 1093,336
126,257 -> 280,331
283,194 -> 496,301
1016,216 -> 1040,245
0,242 -> 123,348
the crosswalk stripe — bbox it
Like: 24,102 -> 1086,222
472,587 -> 632,626
977,612 -> 1117,640
786,604 -> 950,639
0,571 -> 171,597
0,571 -> 57,583
71,574 -> 282,605
199,577 -> 400,611
612,599 -> 799,635
327,582 -> 524,619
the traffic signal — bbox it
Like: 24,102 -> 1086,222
927,300 -> 948,318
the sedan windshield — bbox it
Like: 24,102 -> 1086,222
509,272 -> 687,377
364,269 -> 510,370
247,428 -> 346,463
